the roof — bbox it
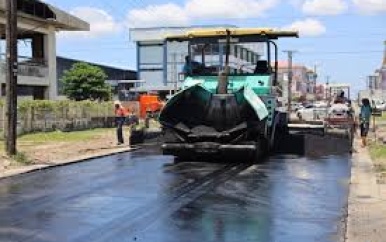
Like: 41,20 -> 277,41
130,86 -> 178,92
129,25 -> 237,42
0,0 -> 89,31
57,56 -> 136,73
165,28 -> 299,42
328,83 -> 351,88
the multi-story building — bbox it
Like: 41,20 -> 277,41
0,0 -> 89,100
129,26 -> 264,95
275,61 -> 317,100
379,41 -> 386,90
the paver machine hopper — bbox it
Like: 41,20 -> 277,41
159,28 -> 299,161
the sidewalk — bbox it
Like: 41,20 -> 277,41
0,128 -> 135,179
0,145 -> 133,179
346,141 -> 386,242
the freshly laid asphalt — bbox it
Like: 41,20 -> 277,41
0,136 -> 351,242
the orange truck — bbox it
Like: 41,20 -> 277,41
121,94 -> 164,119
138,94 -> 164,119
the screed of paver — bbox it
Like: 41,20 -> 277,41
346,141 -> 386,242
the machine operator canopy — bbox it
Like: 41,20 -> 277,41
165,28 -> 299,43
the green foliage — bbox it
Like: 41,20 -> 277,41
13,152 -> 31,165
61,62 -> 111,101
369,143 -> 386,160
15,100 -> 114,119
19,128 -> 113,143
369,142 -> 386,172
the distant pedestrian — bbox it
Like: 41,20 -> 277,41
114,100 -> 128,145
359,98 -> 372,147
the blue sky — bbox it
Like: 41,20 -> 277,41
44,0 -> 386,95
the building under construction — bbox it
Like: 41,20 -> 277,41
0,0 -> 89,100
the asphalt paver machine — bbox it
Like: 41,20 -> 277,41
159,28 -> 299,161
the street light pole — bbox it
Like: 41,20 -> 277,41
325,75 -> 330,100
5,0 -> 18,156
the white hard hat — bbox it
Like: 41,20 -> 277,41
114,100 -> 121,105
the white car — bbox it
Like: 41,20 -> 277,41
373,99 -> 386,111
291,103 -> 303,112
296,104 -> 327,121
313,101 -> 328,108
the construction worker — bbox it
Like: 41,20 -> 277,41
114,100 -> 128,145
182,56 -> 203,76
359,98 -> 372,147
334,90 -> 348,104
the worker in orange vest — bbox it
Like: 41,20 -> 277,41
114,100 -> 128,145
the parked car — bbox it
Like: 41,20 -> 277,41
372,99 -> 386,111
313,101 -> 328,108
291,102 -> 303,112
296,104 -> 327,121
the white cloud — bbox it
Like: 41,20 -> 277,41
302,0 -> 348,15
283,18 -> 326,36
186,0 -> 279,19
126,4 -> 189,28
126,0 -> 280,28
352,0 -> 386,13
60,7 -> 121,38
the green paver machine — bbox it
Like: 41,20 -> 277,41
159,28 -> 299,160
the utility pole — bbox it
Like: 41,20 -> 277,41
5,0 -> 18,156
325,75 -> 330,100
283,50 -> 296,113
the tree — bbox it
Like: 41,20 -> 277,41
61,62 -> 111,101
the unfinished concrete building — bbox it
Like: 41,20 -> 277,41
0,0 -> 89,100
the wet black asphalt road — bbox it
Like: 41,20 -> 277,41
0,140 -> 351,242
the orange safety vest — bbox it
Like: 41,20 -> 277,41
115,106 -> 128,117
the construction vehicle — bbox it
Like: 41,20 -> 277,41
120,92 -> 164,119
323,85 -> 356,138
159,28 -> 299,160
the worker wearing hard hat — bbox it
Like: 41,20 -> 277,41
114,100 -> 128,145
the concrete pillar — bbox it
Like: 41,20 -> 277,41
32,34 -> 44,61
44,26 -> 57,100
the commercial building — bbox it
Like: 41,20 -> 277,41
129,26 -> 264,94
0,0 -> 89,100
275,61 -> 317,100
358,41 -> 386,101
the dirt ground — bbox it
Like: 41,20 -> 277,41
0,128 -> 132,173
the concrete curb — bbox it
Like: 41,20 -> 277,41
0,146 -> 139,180
345,142 -> 386,242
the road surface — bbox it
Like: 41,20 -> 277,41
0,140 -> 351,242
